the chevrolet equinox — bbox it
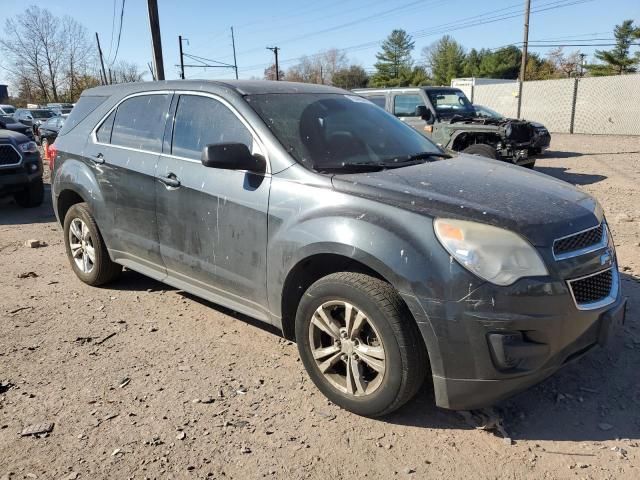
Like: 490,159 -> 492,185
51,81 -> 626,417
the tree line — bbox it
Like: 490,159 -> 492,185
0,6 -> 145,105
266,19 -> 640,88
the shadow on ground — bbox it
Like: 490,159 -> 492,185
0,184 -> 56,226
106,264 -> 640,443
535,166 -> 607,185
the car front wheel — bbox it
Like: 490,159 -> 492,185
295,272 -> 427,417
63,202 -> 121,286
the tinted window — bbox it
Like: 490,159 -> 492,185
1,106 -> 16,114
368,96 -> 386,108
111,94 -> 170,152
31,109 -> 55,119
393,94 -> 425,117
96,110 -> 115,143
58,95 -> 108,136
425,89 -> 474,118
171,95 -> 253,160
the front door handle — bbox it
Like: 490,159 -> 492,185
158,173 -> 181,188
90,153 -> 105,164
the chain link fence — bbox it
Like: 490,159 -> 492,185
469,74 -> 640,135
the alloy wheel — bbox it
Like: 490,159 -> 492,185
308,300 -> 386,397
68,218 -> 95,274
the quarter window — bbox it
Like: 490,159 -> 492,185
110,94 -> 170,152
393,94 -> 425,117
171,95 -> 253,160
96,110 -> 116,144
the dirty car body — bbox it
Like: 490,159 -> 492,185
51,80 -> 625,414
354,86 -> 549,167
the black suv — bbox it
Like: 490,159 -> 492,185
51,81 -> 625,416
0,130 -> 44,207
354,86 -> 550,168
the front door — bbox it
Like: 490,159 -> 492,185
392,92 -> 433,139
86,92 -> 172,276
155,93 -> 271,318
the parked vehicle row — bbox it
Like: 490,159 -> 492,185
0,104 -> 73,144
354,86 -> 551,168
50,80 -> 624,417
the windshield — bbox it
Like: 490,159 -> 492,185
246,93 -> 442,172
30,109 -> 55,119
425,89 -> 475,118
1,106 -> 16,114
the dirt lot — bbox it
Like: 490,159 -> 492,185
1,134 -> 639,479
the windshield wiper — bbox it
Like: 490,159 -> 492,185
315,162 -> 387,173
315,152 -> 451,173
379,152 -> 451,166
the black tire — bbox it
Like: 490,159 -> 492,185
14,178 -> 44,208
462,143 -> 498,159
295,272 -> 427,417
63,202 -> 121,286
523,161 -> 536,169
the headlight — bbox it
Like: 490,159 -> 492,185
434,218 -> 548,286
19,141 -> 38,153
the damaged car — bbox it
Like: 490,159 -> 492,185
51,81 -> 625,416
354,86 -> 548,168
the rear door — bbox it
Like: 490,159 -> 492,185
85,92 -> 172,278
155,93 -> 271,318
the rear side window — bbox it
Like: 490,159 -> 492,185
393,94 -> 425,117
171,95 -> 253,160
58,96 -> 107,136
96,110 -> 115,144
111,94 -> 170,152
368,96 -> 386,109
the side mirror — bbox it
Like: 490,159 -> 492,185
201,143 -> 266,173
415,105 -> 433,123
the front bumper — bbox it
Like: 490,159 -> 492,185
0,154 -> 43,194
430,297 -> 626,410
404,258 -> 625,410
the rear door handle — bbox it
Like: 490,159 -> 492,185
90,153 -> 105,164
158,173 -> 181,188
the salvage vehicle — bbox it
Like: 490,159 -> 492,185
354,86 -> 544,168
51,81 -> 625,416
0,130 -> 44,207
0,104 -> 17,115
0,114 -> 35,141
14,108 -> 57,141
474,104 -> 551,157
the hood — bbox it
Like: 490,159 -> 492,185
331,155 -> 601,246
0,129 -> 31,143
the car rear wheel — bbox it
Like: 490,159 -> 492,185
462,143 -> 498,159
63,202 -> 121,286
14,178 -> 44,208
295,272 -> 427,417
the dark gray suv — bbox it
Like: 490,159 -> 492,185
51,81 -> 625,417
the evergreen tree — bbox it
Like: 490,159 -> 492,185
587,20 -> 639,75
478,46 -> 521,79
371,29 -> 415,86
423,35 -> 466,85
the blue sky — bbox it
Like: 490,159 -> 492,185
1,0 -> 639,86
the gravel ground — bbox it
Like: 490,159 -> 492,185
1,134 -> 639,479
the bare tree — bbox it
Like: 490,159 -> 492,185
63,16 -> 95,101
286,48 -> 348,85
111,61 -> 146,83
547,47 -> 582,77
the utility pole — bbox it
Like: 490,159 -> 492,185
516,0 -> 531,119
147,0 -> 165,81
178,35 -> 185,79
579,53 -> 587,77
95,32 -> 108,86
231,27 -> 239,80
267,46 -> 280,81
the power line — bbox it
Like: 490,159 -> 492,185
106,0 -> 117,61
109,0 -> 126,66
239,0 -> 594,73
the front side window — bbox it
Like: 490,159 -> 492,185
171,95 -> 253,160
368,96 -> 386,108
110,94 -> 170,152
246,93 -> 441,171
393,94 -> 425,117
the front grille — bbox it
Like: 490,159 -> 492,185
553,223 -> 604,258
0,144 -> 21,166
569,269 -> 613,305
507,122 -> 532,143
